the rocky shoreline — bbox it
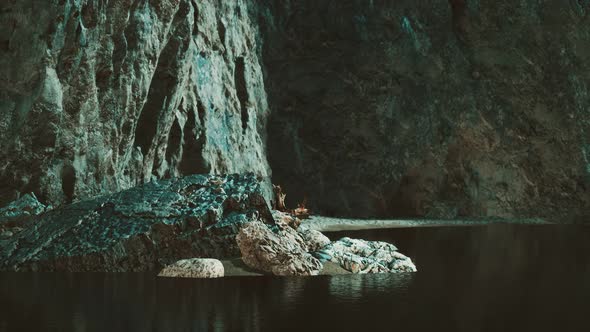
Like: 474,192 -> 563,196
0,174 -> 416,277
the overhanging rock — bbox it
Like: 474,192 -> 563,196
0,174 -> 274,272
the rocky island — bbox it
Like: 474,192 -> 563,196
0,173 -> 416,276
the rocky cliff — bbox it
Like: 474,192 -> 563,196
1,0 -> 589,222
260,0 -> 590,220
0,0 -> 271,207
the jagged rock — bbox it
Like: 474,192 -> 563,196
236,220 -> 322,276
261,1 -> 590,221
2,0 -> 588,223
158,258 -> 224,278
271,210 -> 301,229
0,174 -> 274,272
0,0 -> 271,207
298,229 -> 331,252
320,237 -> 417,274
0,193 -> 49,220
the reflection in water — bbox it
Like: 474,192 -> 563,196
329,275 -> 364,301
0,225 -> 588,332
72,310 -> 86,332
280,276 -> 306,308
329,273 -> 414,300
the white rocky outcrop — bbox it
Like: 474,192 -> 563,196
158,258 -> 224,278
236,220 -> 322,276
298,228 -> 331,252
317,237 -> 417,274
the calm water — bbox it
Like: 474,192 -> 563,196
1,224 -> 589,332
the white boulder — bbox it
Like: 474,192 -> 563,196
158,258 -> 224,278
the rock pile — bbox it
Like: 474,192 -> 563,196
236,217 -> 416,276
0,173 -> 417,276
316,237 -> 417,273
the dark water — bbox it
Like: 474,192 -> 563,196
1,224 -> 589,332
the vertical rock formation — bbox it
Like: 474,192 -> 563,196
1,0 -> 589,222
260,0 -> 590,220
0,0 -> 271,207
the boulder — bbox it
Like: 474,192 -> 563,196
319,237 -> 417,273
236,220 -> 322,276
272,210 -> 301,229
262,1 -> 590,221
0,174 -> 274,272
298,229 -> 331,252
158,258 -> 224,278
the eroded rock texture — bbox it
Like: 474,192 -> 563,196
158,258 -> 225,278
236,219 -> 323,276
0,193 -> 49,219
1,0 -> 589,223
260,0 -> 590,220
318,237 -> 417,274
0,173 -> 274,272
0,0 -> 271,207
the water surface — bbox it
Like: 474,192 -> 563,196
1,224 -> 588,332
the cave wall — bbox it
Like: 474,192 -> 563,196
1,0 -> 589,221
260,0 -> 590,220
0,0 -> 271,206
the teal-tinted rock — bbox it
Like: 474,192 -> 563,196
312,250 -> 332,262
0,0 -> 272,208
0,193 -> 49,220
0,174 -> 274,272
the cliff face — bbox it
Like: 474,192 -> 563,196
260,0 -> 590,220
1,1 -> 589,221
0,0 -> 271,206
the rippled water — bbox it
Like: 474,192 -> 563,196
1,224 -> 589,332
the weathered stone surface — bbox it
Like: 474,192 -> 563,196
260,0 -> 590,221
0,0 -> 271,207
0,193 -> 50,220
298,228 -> 330,252
271,209 -> 301,229
2,0 -> 589,225
236,220 -> 322,276
0,173 -> 274,272
158,258 -> 224,278
319,237 -> 417,274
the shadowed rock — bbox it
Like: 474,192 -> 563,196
261,0 -> 590,221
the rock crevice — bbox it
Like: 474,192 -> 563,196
0,0 -> 271,207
